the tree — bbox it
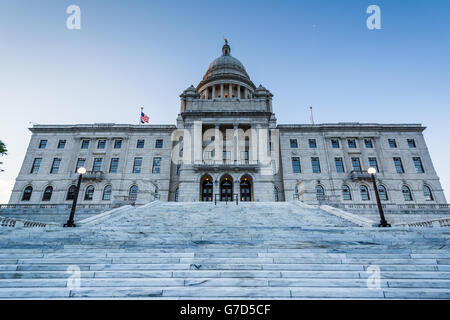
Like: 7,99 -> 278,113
0,140 -> 7,172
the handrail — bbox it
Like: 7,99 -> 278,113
214,194 -> 239,205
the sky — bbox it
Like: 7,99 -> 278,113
0,0 -> 449,203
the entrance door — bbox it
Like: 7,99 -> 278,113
201,177 -> 213,201
220,178 -> 233,201
240,179 -> 252,202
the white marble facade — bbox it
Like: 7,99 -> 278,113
9,42 -> 447,207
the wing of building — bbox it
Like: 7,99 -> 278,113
9,42 -> 447,209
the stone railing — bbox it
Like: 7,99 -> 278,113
0,216 -> 47,228
0,203 -> 114,210
330,203 -> 450,211
395,218 -> 450,228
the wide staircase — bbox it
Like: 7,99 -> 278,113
0,201 -> 449,299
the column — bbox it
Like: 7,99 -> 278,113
215,125 -> 222,163
237,85 -> 240,99
229,83 -> 232,98
194,121 -> 202,164
212,86 -> 216,99
233,124 -> 239,163
244,88 -> 248,99
220,83 -> 224,98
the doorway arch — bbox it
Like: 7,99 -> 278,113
220,175 -> 233,201
200,175 -> 214,201
240,175 -> 253,202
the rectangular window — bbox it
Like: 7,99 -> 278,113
109,158 -> 119,173
364,139 -> 374,148
393,157 -> 405,173
368,157 -> 379,172
93,158 -> 103,172
334,157 -> 345,173
413,157 -> 424,173
347,139 -> 357,148
30,158 -> 42,174
133,157 -> 142,174
155,139 -> 163,148
114,140 -> 122,149
39,140 -> 47,149
50,158 -> 61,174
290,139 -> 298,148
311,157 -> 321,173
152,157 -> 161,174
291,157 -> 301,174
351,157 -> 362,171
75,158 -> 86,172
309,139 -> 317,148
81,140 -> 90,149
137,139 -> 145,149
57,140 -> 66,149
176,164 -> 181,176
408,139 -> 416,148
389,139 -> 397,148
97,140 -> 106,149
331,139 -> 340,148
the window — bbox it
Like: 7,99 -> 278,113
42,186 -> 53,201
413,157 -> 424,173
334,157 -> 345,173
351,157 -> 362,171
50,158 -> 61,174
331,139 -> 340,148
402,185 -> 413,201
175,188 -> 179,202
368,157 -> 379,172
75,158 -> 86,173
136,139 -> 145,149
393,157 -> 405,174
316,185 -> 325,201
348,139 -> 357,148
378,185 -> 388,201
360,185 -> 370,201
129,185 -> 138,201
30,158 -> 42,174
93,158 -> 103,172
176,164 -> 181,176
97,140 -> 106,149
309,139 -> 317,148
133,157 -> 143,174
342,185 -> 352,201
109,158 -> 119,173
290,139 -> 298,148
152,157 -> 161,174
155,139 -> 163,148
81,140 -> 90,149
39,140 -> 47,149
423,185 -> 434,201
407,139 -> 416,148
311,157 -> 321,173
292,157 -> 301,173
274,187 -> 279,202
66,185 -> 77,201
388,139 -> 397,148
114,140 -> 122,149
102,185 -> 112,201
364,139 -> 374,148
57,140 -> 66,149
84,186 -> 95,201
22,186 -> 33,201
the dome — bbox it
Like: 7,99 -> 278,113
197,41 -> 255,91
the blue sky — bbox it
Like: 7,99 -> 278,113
0,0 -> 449,202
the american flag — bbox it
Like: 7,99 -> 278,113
140,110 -> 149,124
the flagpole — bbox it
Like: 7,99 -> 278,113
140,107 -> 143,125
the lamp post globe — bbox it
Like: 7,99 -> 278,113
367,167 -> 391,228
64,167 -> 86,228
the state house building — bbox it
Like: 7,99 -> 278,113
9,42 -> 447,207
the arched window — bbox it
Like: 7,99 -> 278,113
84,185 -> 95,201
175,188 -> 179,202
295,185 -> 299,194
402,185 -> 413,201
360,185 -> 370,201
378,185 -> 388,201
423,185 -> 434,201
274,186 -> 279,202
22,186 -> 33,201
102,185 -> 112,201
129,185 -> 138,201
342,185 -> 352,201
66,185 -> 77,201
316,185 -> 325,201
42,186 -> 53,201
